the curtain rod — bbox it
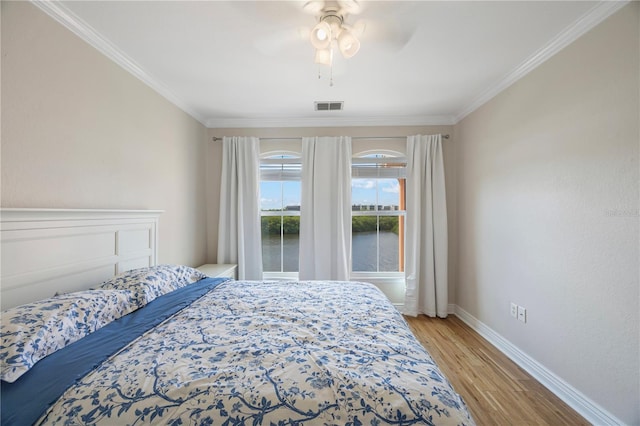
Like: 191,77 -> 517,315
211,135 -> 449,142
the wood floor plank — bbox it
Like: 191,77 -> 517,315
404,315 -> 589,425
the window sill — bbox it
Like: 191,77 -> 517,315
263,272 -> 299,281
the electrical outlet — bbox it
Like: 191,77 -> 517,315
517,306 -> 526,323
510,303 -> 518,318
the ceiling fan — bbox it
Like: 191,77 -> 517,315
304,0 -> 365,66
252,0 -> 417,62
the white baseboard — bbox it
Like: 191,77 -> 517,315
393,302 -> 405,312
453,305 -> 624,426
448,303 -> 456,315
394,303 -> 457,316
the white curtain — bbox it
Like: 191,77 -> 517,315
299,136 -> 352,280
217,136 -> 263,280
404,134 -> 448,317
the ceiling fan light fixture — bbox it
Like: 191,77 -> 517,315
307,2 -> 361,85
324,14 -> 343,37
314,48 -> 333,66
337,28 -> 360,58
310,21 -> 332,49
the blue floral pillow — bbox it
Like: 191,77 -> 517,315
98,265 -> 207,306
1,289 -> 139,383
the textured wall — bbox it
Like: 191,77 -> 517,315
455,4 -> 639,423
1,2 -> 208,267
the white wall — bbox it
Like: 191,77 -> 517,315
455,4 -> 639,424
1,2 -> 208,267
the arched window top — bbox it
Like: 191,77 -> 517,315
354,149 -> 404,159
260,151 -> 301,182
352,150 -> 406,179
260,150 -> 301,160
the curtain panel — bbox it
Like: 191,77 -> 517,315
404,134 -> 448,317
299,136 -> 352,280
217,136 -> 263,280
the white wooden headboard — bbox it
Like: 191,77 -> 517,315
0,209 -> 163,310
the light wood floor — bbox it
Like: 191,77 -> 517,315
404,315 -> 589,425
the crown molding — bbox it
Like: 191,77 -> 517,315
31,0 -> 627,130
30,0 -> 208,126
453,0 -> 630,123
206,115 -> 456,129
31,0 -> 449,130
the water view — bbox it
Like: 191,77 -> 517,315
261,174 -> 405,273
262,231 -> 399,272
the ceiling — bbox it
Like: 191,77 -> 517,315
39,1 -> 624,128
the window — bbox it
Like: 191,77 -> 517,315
260,153 -> 301,275
259,149 -> 406,279
351,153 -> 406,274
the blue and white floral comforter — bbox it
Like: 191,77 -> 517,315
38,280 -> 474,425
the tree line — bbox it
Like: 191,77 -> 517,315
261,216 -> 399,235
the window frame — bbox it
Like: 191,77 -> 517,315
350,150 -> 406,281
258,147 -> 408,282
259,151 -> 301,280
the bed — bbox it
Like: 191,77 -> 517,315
1,209 -> 475,425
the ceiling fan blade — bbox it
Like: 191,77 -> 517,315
254,26 -> 310,56
302,0 -> 325,15
337,0 -> 364,16
357,18 -> 417,51
227,1 -> 310,21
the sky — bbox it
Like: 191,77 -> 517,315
260,178 -> 401,210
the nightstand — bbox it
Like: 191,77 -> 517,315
196,264 -> 237,279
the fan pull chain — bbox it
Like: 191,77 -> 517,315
316,60 -> 334,87
330,62 -> 334,87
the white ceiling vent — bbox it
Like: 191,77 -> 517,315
314,101 -> 344,111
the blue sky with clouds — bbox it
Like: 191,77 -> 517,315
260,178 -> 400,210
